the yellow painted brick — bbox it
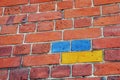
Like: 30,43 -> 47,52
61,50 -> 103,64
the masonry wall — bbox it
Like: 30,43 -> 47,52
0,0 -> 120,80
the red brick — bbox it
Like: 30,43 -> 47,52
0,35 -> 23,45
75,0 -> 91,8
4,6 -> 21,15
0,70 -> 8,80
0,0 -> 28,7
0,25 -> 17,34
93,38 -> 120,49
94,62 -> 120,76
32,43 -> 50,54
23,54 -> 60,67
13,44 -> 31,55
65,77 -> 101,80
10,68 -> 28,80
57,1 -> 73,10
0,46 -> 12,57
102,4 -> 120,15
94,0 -> 120,6
64,28 -> 101,40
25,31 -> 62,43
51,65 -> 70,78
30,67 -> 49,79
105,49 -> 120,61
72,64 -> 92,77
56,20 -> 73,30
19,23 -> 36,33
0,15 -> 27,25
108,76 -> 120,80
30,0 -> 55,4
37,21 -> 54,32
0,57 -> 20,68
103,26 -> 120,37
0,8 -> 3,16
94,15 -> 120,26
74,18 -> 91,28
22,5 -> 38,13
28,11 -> 62,22
39,2 -> 55,12
64,7 -> 100,18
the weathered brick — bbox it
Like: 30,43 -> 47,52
32,43 -> 50,54
51,65 -> 70,78
62,50 -> 103,64
25,31 -> 62,43
94,0 -> 120,6
10,68 -> 28,80
74,18 -> 91,28
23,54 -> 60,67
75,0 -> 91,8
52,41 -> 70,53
93,38 -> 120,49
30,67 -> 49,79
64,7 -> 100,18
105,49 -> 120,61
94,62 -> 120,76
103,26 -> 120,37
56,20 -> 73,30
13,44 -> 31,55
0,15 -> 27,25
0,57 -> 21,68
4,6 -> 21,15
37,21 -> 54,32
0,35 -> 23,45
30,0 -> 55,4
39,2 -> 55,12
0,46 -> 12,57
0,0 -> 28,7
64,28 -> 101,40
0,25 -> 17,34
94,15 -> 120,26
19,23 -> 36,33
71,40 -> 91,51
108,76 -> 120,80
65,77 -> 101,80
72,64 -> 92,76
57,1 -> 73,10
102,4 -> 120,15
0,70 -> 8,80
22,5 -> 38,13
28,12 -> 62,22
0,8 -> 3,16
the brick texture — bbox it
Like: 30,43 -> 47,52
0,0 -> 120,79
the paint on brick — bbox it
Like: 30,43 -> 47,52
52,41 -> 70,53
62,50 -> 103,64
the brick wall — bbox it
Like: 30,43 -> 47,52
0,0 -> 120,80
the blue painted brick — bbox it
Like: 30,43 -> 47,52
52,41 -> 70,53
71,40 -> 91,51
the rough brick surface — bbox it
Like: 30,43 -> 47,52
94,62 -> 120,76
72,64 -> 92,76
0,35 -> 23,45
0,57 -> 21,68
51,65 -> 70,78
105,49 -> 120,61
23,54 -> 60,67
32,43 -> 50,54
30,67 -> 49,79
0,70 -> 8,80
10,68 -> 28,80
0,0 -> 120,79
0,46 -> 12,56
